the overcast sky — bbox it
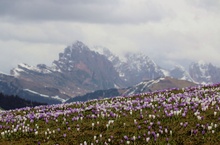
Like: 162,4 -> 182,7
0,0 -> 220,73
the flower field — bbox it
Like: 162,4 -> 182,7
1,84 -> 220,144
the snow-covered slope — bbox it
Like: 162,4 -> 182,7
169,65 -> 194,82
92,46 -> 165,86
189,60 -> 220,84
92,46 -> 200,86
23,89 -> 66,103
119,53 -> 165,86
123,77 -> 166,96
11,63 -> 55,77
92,46 -> 220,85
123,77 -> 196,96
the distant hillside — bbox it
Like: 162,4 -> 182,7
0,93 -> 47,110
0,73 -> 64,105
123,77 -> 196,96
66,77 -> 196,103
66,88 -> 126,103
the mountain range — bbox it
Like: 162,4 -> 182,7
92,45 -> 220,84
1,40 -> 220,104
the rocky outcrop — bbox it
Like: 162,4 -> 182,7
189,61 -> 220,84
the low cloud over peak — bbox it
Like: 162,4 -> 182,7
0,0 -> 220,73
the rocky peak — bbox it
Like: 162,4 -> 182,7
53,41 -> 95,72
10,63 -> 53,78
64,41 -> 89,53
189,61 -> 220,84
9,41 -> 126,101
53,41 -> 124,89
92,47 -> 166,86
72,40 -> 90,51
92,46 -> 112,56
10,63 -> 35,77
125,53 -> 158,72
92,46 -> 122,68
169,65 -> 194,82
116,52 -> 164,86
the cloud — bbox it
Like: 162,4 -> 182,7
0,0 -> 170,24
188,0 -> 220,13
0,21 -> 85,44
0,40 -> 65,73
0,0 -> 220,73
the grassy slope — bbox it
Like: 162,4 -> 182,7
149,77 -> 196,92
1,84 -> 220,144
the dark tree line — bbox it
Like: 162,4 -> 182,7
66,88 -> 121,103
0,93 -> 47,110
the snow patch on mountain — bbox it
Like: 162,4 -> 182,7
124,77 -> 166,96
92,45 -> 199,84
92,46 -> 165,86
0,72 -> 10,76
11,63 -> 54,77
161,69 -> 170,76
93,45 -> 196,84
23,89 -> 67,102
189,60 -> 220,84
169,65 -> 194,82
51,96 -> 67,103
23,89 -> 50,98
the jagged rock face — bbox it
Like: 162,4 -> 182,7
93,46 -> 201,85
10,41 -> 124,99
53,41 -> 123,89
92,46 -> 165,87
189,61 -> 220,84
92,46 -> 124,72
169,65 -> 194,82
118,53 -> 164,86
